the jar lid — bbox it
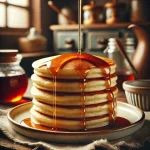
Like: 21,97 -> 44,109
0,49 -> 21,63
83,1 -> 102,11
104,2 -> 117,8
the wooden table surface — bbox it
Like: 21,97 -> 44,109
0,79 -> 127,150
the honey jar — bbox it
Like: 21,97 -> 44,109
0,50 -> 28,103
104,2 -> 128,24
83,1 -> 104,25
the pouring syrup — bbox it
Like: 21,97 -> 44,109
21,0 -> 130,131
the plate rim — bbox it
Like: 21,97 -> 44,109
7,101 -> 145,135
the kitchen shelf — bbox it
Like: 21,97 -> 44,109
50,22 -> 150,31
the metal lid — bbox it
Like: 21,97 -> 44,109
104,2 -> 117,8
83,1 -> 102,11
0,49 -> 21,63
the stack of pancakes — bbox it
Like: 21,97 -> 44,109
30,53 -> 118,131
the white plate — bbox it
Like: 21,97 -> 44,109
7,102 -> 145,144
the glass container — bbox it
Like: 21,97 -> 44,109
0,50 -> 28,103
83,0 -> 104,25
104,2 -> 128,24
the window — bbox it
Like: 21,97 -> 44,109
0,0 -> 30,30
0,0 -> 47,50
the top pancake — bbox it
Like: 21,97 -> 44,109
32,55 -> 116,79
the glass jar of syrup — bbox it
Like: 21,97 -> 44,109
0,50 -> 28,103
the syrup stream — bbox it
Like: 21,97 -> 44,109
53,75 -> 57,129
78,0 -> 86,129
78,0 -> 82,54
25,0 -> 118,131
101,68 -> 115,123
47,62 -> 57,130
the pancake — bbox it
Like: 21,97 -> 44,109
32,55 -> 116,79
31,98 -> 116,118
30,108 -> 110,130
31,86 -> 118,106
31,73 -> 117,92
30,52 -> 118,131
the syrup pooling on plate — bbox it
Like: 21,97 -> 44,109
21,117 -> 131,131
27,53 -> 119,130
43,52 -> 116,130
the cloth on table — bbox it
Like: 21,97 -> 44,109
0,108 -> 150,150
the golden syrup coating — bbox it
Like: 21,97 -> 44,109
30,52 -> 118,131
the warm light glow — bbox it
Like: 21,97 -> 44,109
7,6 -> 29,28
0,4 -> 6,27
11,96 -> 22,102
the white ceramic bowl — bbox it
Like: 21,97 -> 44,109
123,80 -> 150,111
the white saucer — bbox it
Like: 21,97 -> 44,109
7,102 -> 145,144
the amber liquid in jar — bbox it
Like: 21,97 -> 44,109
0,74 -> 28,103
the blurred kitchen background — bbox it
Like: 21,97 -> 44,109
0,0 -> 150,77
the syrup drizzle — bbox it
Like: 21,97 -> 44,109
45,52 -> 115,130
76,63 -> 88,130
101,68 -> 115,124
78,0 -> 82,54
53,75 -> 57,129
47,62 -> 57,130
33,0 -> 116,131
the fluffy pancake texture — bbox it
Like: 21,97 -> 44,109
30,53 -> 118,131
